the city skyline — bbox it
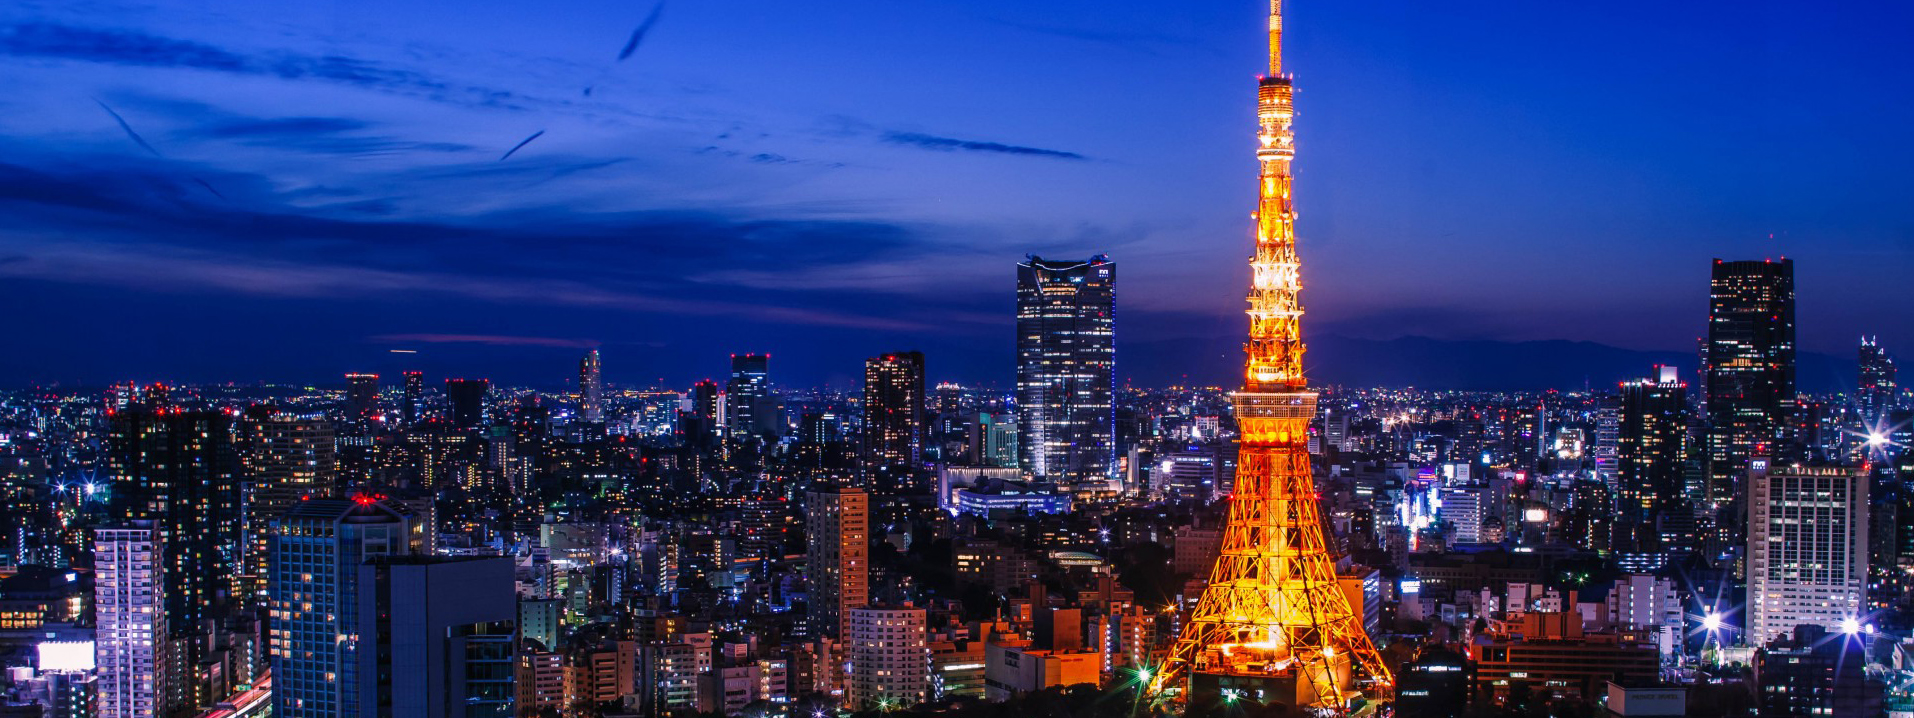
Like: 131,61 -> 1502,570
2,0 -> 1912,388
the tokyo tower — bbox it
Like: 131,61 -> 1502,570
1145,0 -> 1393,713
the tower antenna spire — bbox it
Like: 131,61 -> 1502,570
1146,0 -> 1394,712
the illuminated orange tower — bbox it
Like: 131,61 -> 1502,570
1146,0 -> 1393,712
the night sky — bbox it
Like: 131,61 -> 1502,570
2,0 -> 1910,389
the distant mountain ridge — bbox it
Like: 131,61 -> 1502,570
1120,334 -> 1853,393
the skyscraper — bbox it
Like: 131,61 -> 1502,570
1859,336 -> 1897,424
1149,0 -> 1392,709
445,379 -> 491,429
95,522 -> 168,718
360,556 -> 518,718
578,349 -> 604,424
106,407 -> 242,669
238,410 -> 336,605
1704,258 -> 1795,529
345,373 -> 380,425
270,497 -> 424,718
863,351 -> 926,470
805,487 -> 868,641
1616,366 -> 1687,527
401,371 -> 425,426
1745,460 -> 1867,646
1015,255 -> 1115,487
727,354 -> 773,438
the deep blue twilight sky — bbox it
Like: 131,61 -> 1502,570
1,0 -> 1910,390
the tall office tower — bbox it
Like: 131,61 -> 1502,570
445,379 -> 491,429
846,606 -> 929,710
863,352 -> 926,470
360,556 -> 518,718
238,411 -> 336,606
1746,459 -> 1867,646
96,522 -> 168,718
1015,255 -> 1115,487
1616,366 -> 1687,528
805,487 -> 869,641
691,380 -> 720,422
1704,258 -> 1795,528
270,498 -> 426,718
344,373 -> 380,425
579,349 -> 605,424
1593,397 -> 1619,493
1859,336 -> 1897,424
106,407 -> 241,681
401,371 -> 425,426
1149,0 -> 1392,710
727,354 -> 773,438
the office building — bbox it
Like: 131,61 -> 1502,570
270,498 -> 424,718
1467,613 -> 1658,704
1616,366 -> 1686,528
445,379 -> 490,429
847,606 -> 928,710
578,349 -> 604,424
361,556 -> 518,718
1859,336 -> 1897,424
1756,625 -> 1882,717
805,487 -> 868,640
863,351 -> 926,470
238,411 -> 336,606
401,370 -> 425,426
95,522 -> 168,718
1745,460 -> 1867,646
345,373 -> 380,425
726,354 -> 773,438
1015,255 -> 1116,487
1704,258 -> 1795,525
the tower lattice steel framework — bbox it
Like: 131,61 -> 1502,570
1146,1 -> 1393,712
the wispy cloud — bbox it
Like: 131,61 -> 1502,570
371,333 -> 602,349
0,21 -> 530,109
882,131 -> 1084,160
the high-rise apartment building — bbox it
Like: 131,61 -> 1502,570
1704,258 -> 1795,527
805,487 -> 868,640
95,522 -> 167,718
846,606 -> 928,711
270,498 -> 425,718
238,410 -> 336,606
726,354 -> 773,438
579,349 -> 604,424
401,371 -> 425,426
863,352 -> 926,470
1015,255 -> 1115,487
1859,336 -> 1897,424
445,379 -> 490,429
345,373 -> 380,425
1745,460 -> 1867,646
1616,366 -> 1687,528
106,408 -> 242,652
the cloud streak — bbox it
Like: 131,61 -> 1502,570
881,131 -> 1084,160
2,21 -> 528,109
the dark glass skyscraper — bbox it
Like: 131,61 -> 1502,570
727,353 -> 772,438
1859,335 -> 1897,424
578,349 -> 604,424
1616,366 -> 1689,552
401,370 -> 425,426
445,379 -> 491,429
1704,258 -> 1794,535
345,372 -> 380,425
1015,255 -> 1115,488
862,351 -> 926,470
